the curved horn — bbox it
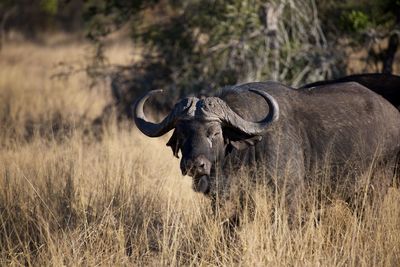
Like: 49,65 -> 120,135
134,89 -> 199,137
134,89 -> 176,137
220,89 -> 279,135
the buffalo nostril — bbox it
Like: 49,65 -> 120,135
195,159 -> 205,170
182,156 -> 211,176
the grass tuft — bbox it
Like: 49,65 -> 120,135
0,40 -> 399,266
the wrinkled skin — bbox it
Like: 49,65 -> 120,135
169,120 -> 225,193
167,117 -> 266,194
135,79 -> 400,218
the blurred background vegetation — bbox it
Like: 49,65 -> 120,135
1,2 -> 400,265
1,0 -> 400,118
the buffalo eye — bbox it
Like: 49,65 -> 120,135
212,131 -> 221,139
207,128 -> 221,140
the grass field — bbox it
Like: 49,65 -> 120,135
0,39 -> 399,266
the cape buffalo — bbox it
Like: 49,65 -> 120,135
300,73 -> 400,110
134,81 -> 400,214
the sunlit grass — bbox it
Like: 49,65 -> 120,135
0,39 -> 399,266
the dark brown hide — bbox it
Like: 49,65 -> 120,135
300,73 -> 400,111
135,80 -> 400,216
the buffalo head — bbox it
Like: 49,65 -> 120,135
133,88 -> 279,194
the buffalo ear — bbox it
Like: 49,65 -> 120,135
166,130 -> 180,158
227,135 -> 262,151
223,128 -> 263,153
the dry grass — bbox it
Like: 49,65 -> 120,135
0,39 -> 399,266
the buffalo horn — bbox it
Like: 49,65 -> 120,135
223,89 -> 279,135
134,89 -> 199,137
134,89 -> 177,137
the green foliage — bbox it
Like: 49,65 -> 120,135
128,0 -> 334,96
341,10 -> 370,32
83,0 -> 158,41
0,0 -> 14,7
40,0 -> 58,15
319,0 -> 399,36
0,0 -> 86,37
81,0 -> 399,111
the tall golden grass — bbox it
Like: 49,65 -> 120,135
0,39 -> 399,266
